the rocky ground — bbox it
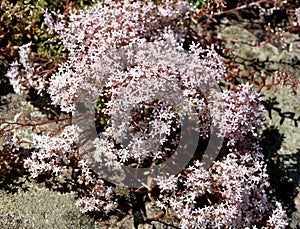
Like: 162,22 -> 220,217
216,19 -> 300,228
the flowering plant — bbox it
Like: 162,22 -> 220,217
3,0 -> 296,228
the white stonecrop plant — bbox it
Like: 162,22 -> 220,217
5,0 -> 288,227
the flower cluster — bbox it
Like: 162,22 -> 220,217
44,0 -> 193,112
156,149 -> 288,228
6,42 -> 47,95
211,83 -> 264,147
75,159 -> 117,213
98,40 -> 224,164
266,202 -> 288,229
23,125 -> 117,213
155,82 -> 287,228
23,125 -> 79,178
39,0 -> 227,172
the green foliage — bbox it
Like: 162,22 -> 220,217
95,96 -> 110,133
186,0 -> 213,8
0,0 -> 95,63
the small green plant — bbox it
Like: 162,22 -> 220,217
0,0 -> 95,68
186,0 -> 213,8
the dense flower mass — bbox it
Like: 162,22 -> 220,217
44,0 -> 193,113
155,83 -> 287,228
156,150 -> 288,228
23,125 -> 79,178
39,0 -> 226,168
5,0 -> 289,228
211,83 -> 264,147
98,40 -> 224,163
